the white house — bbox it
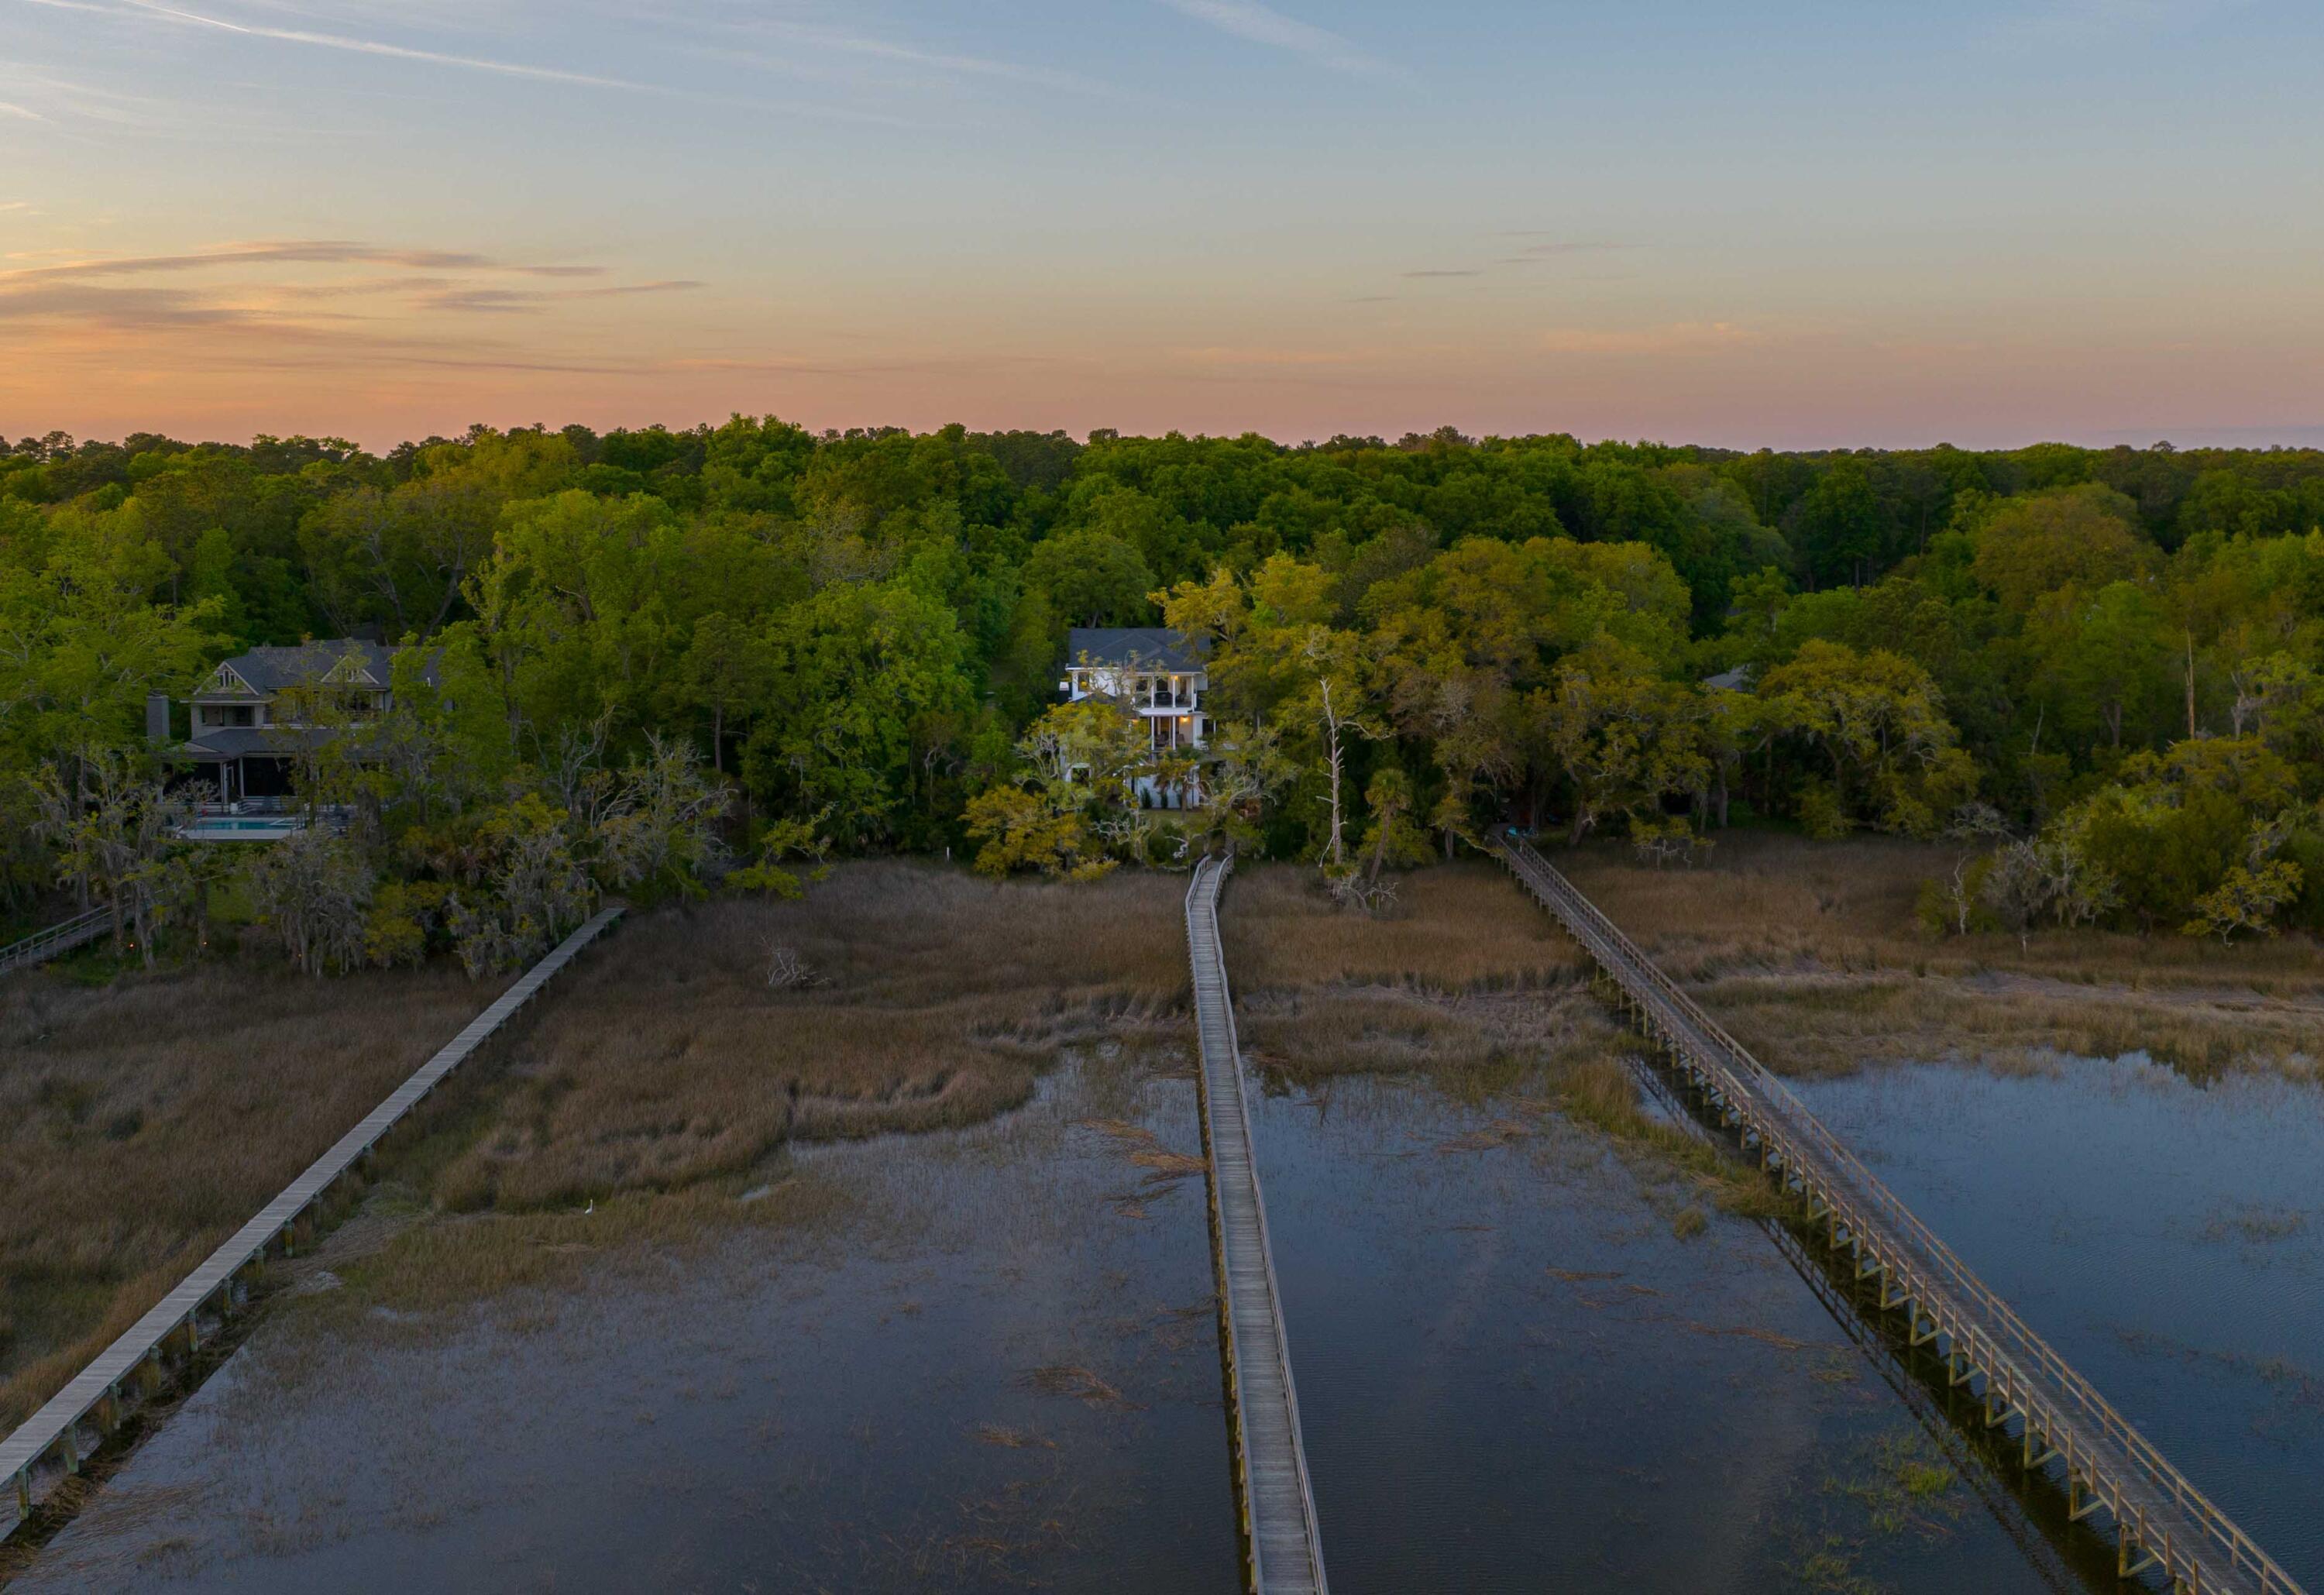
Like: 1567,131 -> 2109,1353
1059,627 -> 1210,808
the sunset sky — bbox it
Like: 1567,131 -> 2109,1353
4,0 -> 2319,451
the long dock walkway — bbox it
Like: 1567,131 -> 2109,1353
2,904 -> 626,1537
1184,855 -> 1328,1595
0,906 -> 112,976
1497,837 -> 2302,1595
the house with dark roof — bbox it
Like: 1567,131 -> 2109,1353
1060,627 -> 1211,808
169,640 -> 435,805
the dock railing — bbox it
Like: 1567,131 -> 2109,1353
1184,854 -> 1328,1595
0,906 -> 112,976
1499,837 -> 2302,1595
2,903 -> 626,1538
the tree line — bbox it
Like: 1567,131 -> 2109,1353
4,418 -> 2322,968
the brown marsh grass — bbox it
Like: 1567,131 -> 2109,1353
1218,863 -> 1794,1222
0,958 -> 517,1430
1221,862 -> 1607,1090
1558,830 -> 2324,1079
1226,861 -> 1587,995
72,861 -> 1195,1358
3,863 -> 1195,1447
422,860 -> 1191,1215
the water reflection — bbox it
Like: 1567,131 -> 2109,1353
1794,1054 -> 2324,1591
18,1053 -> 2271,1593
1246,1075 -> 2075,1593
15,1054 -> 1238,1593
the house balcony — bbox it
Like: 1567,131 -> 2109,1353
1147,713 -> 1206,752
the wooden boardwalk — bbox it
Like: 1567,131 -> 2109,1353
2,904 -> 626,1536
1184,856 -> 1328,1595
1498,837 -> 2304,1595
0,906 -> 112,977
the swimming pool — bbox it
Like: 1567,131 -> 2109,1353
177,818 -> 307,838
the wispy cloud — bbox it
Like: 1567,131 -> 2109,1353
415,279 -> 705,315
0,240 -> 610,284
2003,0 -> 2250,39
0,101 -> 48,121
1157,0 -> 1395,77
112,0 -> 655,88
1174,345 -> 1367,367
1511,240 -> 1638,256
1407,239 -> 1642,280
0,60 -> 209,133
736,19 -> 1118,98
1540,322 -> 1762,356
0,281 -> 261,330
77,2 -> 947,128
0,236 -> 704,344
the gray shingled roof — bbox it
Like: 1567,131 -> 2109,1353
1064,627 -> 1208,672
198,640 -> 438,696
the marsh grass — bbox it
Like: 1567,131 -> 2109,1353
3,862 -> 1189,1446
1019,1364 -> 1139,1409
1558,832 -> 2324,1078
1220,865 -> 1806,1220
1825,1431 -> 1966,1537
1223,863 -> 1604,1087
0,957 -> 519,1429
421,861 -> 1191,1215
290,1177 -> 848,1330
1227,861 -> 1588,995
1778,1428 -> 1968,1594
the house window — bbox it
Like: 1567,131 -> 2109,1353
200,705 -> 256,729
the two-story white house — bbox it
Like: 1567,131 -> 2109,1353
1059,627 -> 1210,808
167,640 -> 431,805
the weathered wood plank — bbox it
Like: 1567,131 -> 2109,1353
1185,857 -> 1328,1595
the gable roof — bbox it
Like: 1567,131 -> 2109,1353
197,641 -> 438,696
1065,627 -> 1208,672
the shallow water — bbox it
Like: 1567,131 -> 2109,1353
1794,1054 -> 2324,1590
18,1050 -> 2308,1592
16,1056 -> 1240,1593
1244,1078 -> 2072,1593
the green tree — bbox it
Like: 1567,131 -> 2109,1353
1758,640 -> 1976,837
746,581 -> 975,846
1533,636 -> 1708,844
681,612 -> 771,772
2035,580 -> 2173,750
0,501 -> 221,768
964,699 -> 1154,879
1971,485 -> 2154,612
1025,525 -> 1155,628
1789,461 -> 1886,588
246,827 -> 373,976
2184,861 -> 2304,942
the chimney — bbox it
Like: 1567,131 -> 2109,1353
146,690 -> 173,744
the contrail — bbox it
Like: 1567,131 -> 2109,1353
113,0 -> 655,90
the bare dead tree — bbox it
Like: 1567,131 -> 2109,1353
764,936 -> 824,989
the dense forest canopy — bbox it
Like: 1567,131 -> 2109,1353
6,418 -> 2324,968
